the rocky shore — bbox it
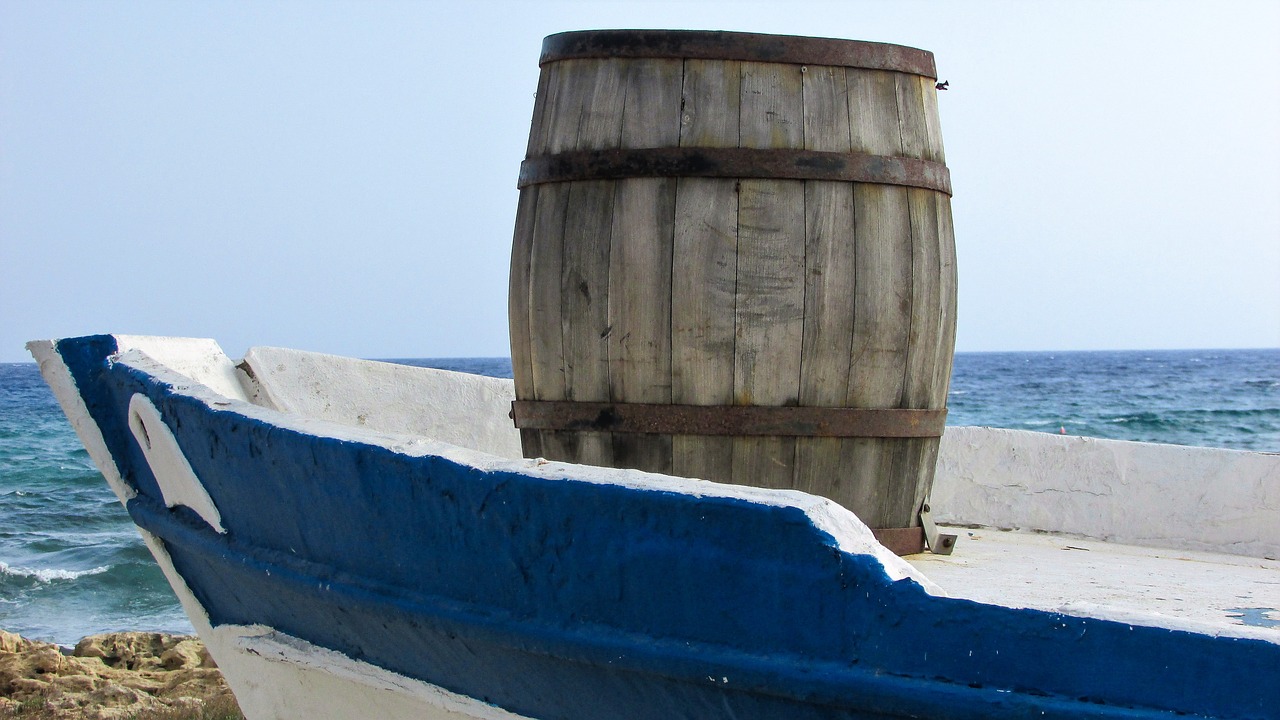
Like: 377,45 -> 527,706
0,630 -> 239,719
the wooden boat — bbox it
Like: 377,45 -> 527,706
28,334 -> 1279,719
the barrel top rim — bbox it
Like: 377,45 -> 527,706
540,29 -> 936,78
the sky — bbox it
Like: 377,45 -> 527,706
2,0 -> 1277,363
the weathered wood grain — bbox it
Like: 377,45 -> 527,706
933,193 -> 959,407
573,59 -> 627,151
525,63 -> 557,158
618,58 -> 683,151
678,58 -> 742,147
526,58 -> 624,463
671,58 -> 740,482
526,183 -> 571,460
608,58 -> 682,473
896,73 -> 931,162
527,59 -> 587,461
822,67 -> 896,523
732,61 -> 805,489
795,64 -> 857,502
918,75 -> 947,164
607,178 -> 677,473
511,44 -> 956,539
881,187 -> 943,527
509,183 -> 541,457
512,62 -> 560,459
846,69 -> 902,156
884,77 -> 950,527
798,65 -> 855,404
915,193 -> 959,529
560,180 -> 617,406
543,60 -> 586,154
903,189 -> 943,413
847,183 -> 913,526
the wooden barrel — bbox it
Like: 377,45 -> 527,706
508,30 -> 956,551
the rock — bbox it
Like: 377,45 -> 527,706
5,677 -> 48,696
1,629 -> 238,719
0,630 -> 33,654
74,632 -> 173,671
50,673 -> 98,693
86,682 -> 150,707
160,638 -> 213,670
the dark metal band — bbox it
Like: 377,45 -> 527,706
540,30 -> 936,79
871,526 -> 926,556
511,401 -> 946,438
518,148 -> 952,196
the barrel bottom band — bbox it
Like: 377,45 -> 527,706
871,526 -> 926,556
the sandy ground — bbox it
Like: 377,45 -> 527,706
0,629 -> 235,719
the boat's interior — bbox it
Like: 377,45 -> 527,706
95,335 -> 524,459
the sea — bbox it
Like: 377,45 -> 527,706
2,349 -> 1277,646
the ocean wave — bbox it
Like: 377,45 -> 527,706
1107,411 -> 1174,426
0,561 -> 110,583
1193,407 -> 1280,417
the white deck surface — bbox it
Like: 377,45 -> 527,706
907,526 -> 1280,642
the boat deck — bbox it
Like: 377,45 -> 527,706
908,526 -> 1280,641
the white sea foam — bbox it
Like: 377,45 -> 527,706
0,561 -> 109,583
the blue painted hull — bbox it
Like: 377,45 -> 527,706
49,336 -> 1280,719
